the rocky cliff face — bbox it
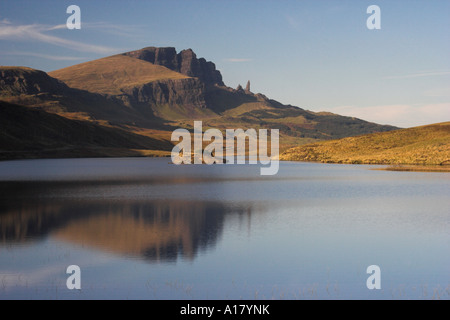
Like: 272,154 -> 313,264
123,47 -> 224,87
120,77 -> 207,109
0,67 -> 68,96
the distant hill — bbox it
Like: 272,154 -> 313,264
1,46 -> 400,160
280,122 -> 450,166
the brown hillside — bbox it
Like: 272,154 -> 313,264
49,55 -> 190,95
280,122 -> 450,166
0,100 -> 173,160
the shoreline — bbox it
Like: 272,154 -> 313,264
281,159 -> 450,172
1,153 -> 449,173
375,165 -> 450,173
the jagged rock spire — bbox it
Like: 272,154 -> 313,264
245,80 -> 251,93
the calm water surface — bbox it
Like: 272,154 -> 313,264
0,158 -> 448,299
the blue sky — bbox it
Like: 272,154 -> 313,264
0,0 -> 449,127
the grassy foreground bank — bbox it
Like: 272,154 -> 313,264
280,122 -> 450,170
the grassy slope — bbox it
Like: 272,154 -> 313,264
0,100 -> 173,160
280,122 -> 450,166
49,55 -> 189,95
152,103 -> 218,121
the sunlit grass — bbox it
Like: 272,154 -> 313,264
48,55 -> 189,95
280,122 -> 450,167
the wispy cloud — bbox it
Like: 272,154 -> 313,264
326,103 -> 450,128
0,18 -> 12,25
224,58 -> 252,63
1,51 -> 86,61
0,21 -> 119,54
39,22 -> 141,36
384,71 -> 450,80
47,24 -> 68,31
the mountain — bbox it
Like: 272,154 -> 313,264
1,46 -> 400,160
280,122 -> 450,166
48,54 -> 214,119
0,66 -> 167,127
48,47 -> 396,138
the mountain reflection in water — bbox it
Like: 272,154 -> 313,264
0,181 -> 257,263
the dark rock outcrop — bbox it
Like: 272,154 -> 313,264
121,77 -> 207,109
245,81 -> 251,93
0,67 -> 68,96
123,47 -> 224,87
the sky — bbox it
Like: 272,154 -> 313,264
0,0 -> 449,128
